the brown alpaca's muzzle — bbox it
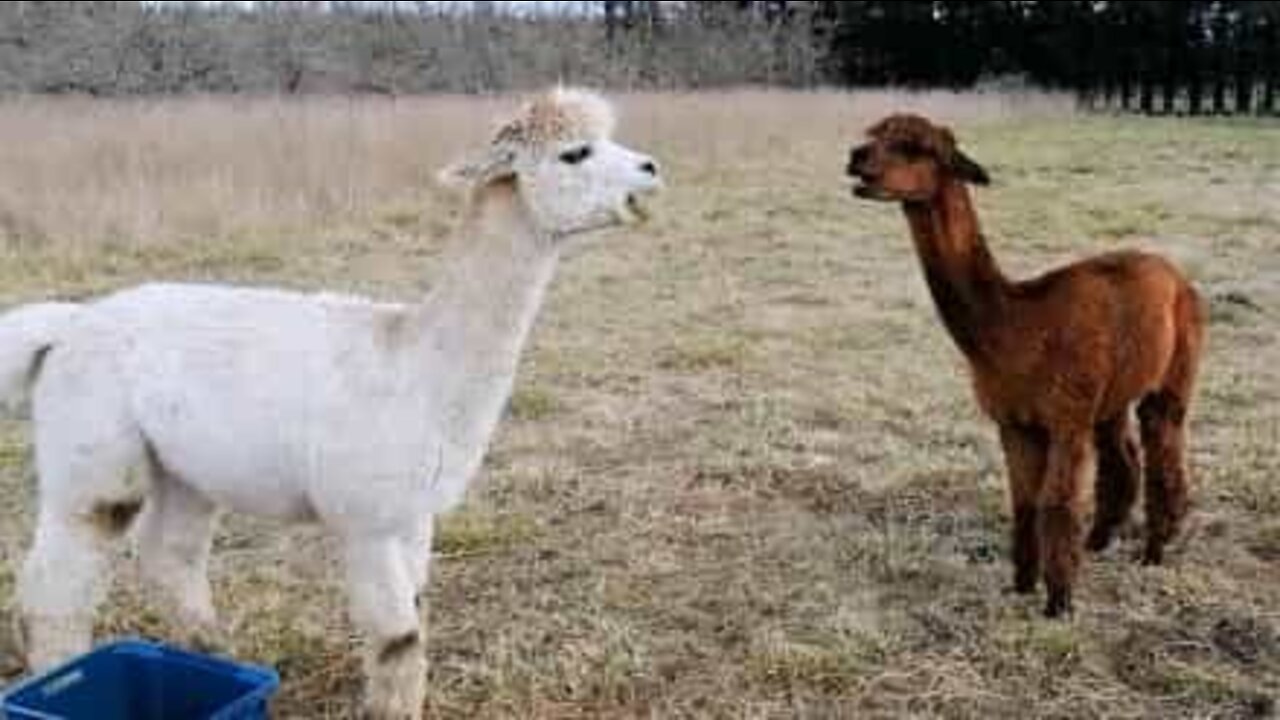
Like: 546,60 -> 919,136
846,144 -> 892,201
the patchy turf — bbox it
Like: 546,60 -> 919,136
0,91 -> 1276,718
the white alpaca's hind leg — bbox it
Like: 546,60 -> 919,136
136,476 -> 225,651
344,535 -> 426,720
18,394 -> 151,670
18,509 -> 133,670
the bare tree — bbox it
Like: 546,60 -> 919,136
0,0 -> 827,96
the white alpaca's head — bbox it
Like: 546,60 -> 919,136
440,87 -> 662,237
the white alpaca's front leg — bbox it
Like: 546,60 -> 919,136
344,534 -> 427,720
136,477 -> 225,651
402,516 -> 435,600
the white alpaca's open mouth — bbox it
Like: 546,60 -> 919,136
619,192 -> 652,224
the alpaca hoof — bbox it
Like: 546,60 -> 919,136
0,627 -> 26,680
171,619 -> 232,657
188,629 -> 231,656
1011,575 -> 1037,595
360,707 -> 420,720
1085,527 -> 1114,553
1141,544 -> 1164,566
1043,591 -> 1073,619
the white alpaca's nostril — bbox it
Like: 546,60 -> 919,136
639,160 -> 658,177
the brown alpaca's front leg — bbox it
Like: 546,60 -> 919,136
1039,433 -> 1092,618
1000,424 -> 1048,594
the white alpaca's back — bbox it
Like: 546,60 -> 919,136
37,282 -> 489,525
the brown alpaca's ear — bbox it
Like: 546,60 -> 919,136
951,150 -> 990,186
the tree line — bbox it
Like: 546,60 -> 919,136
818,1 -> 1280,115
0,1 -> 1276,115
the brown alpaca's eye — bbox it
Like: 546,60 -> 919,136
558,145 -> 593,165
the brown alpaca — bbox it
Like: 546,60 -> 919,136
846,114 -> 1206,617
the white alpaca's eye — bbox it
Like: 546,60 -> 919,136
558,145 -> 593,165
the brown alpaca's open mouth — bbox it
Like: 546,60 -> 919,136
851,180 -> 891,201
847,165 -> 889,201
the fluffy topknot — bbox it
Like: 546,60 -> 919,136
437,87 -> 620,191
866,113 -> 959,162
492,86 -> 617,149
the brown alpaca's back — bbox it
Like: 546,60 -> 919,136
977,249 -> 1205,428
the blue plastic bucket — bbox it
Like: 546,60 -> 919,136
2,639 -> 278,720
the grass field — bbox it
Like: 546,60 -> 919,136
0,90 -> 1277,718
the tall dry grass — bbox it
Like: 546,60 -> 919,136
0,95 -> 476,251
0,89 -> 1075,254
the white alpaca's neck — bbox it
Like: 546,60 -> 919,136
418,181 -> 560,374
405,182 -> 560,495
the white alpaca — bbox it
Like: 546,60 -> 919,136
0,87 -> 660,720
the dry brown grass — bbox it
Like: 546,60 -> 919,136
0,89 -> 1277,718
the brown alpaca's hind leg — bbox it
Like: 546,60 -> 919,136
1139,294 -> 1203,566
1137,391 -> 1191,565
1086,413 -> 1141,553
1000,424 -> 1047,594
1039,432 -> 1092,618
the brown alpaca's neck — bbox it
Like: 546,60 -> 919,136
902,180 -> 1009,361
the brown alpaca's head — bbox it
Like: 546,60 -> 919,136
846,114 -> 989,202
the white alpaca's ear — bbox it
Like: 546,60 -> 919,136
436,145 -> 517,190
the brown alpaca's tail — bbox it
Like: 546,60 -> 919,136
1172,282 -> 1207,398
